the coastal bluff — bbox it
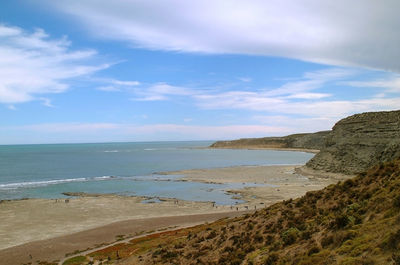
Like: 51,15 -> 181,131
211,110 -> 400,175
306,110 -> 400,174
210,131 -> 330,151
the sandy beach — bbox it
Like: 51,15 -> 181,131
0,164 -> 350,264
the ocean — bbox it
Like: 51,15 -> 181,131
0,141 -> 314,204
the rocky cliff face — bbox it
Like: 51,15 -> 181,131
210,131 -> 330,151
306,110 -> 400,174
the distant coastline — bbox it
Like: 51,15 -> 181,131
209,130 -> 329,154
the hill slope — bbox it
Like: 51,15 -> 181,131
67,158 -> 400,265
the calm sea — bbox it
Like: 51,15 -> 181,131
0,141 -> 314,204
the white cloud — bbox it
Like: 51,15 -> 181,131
39,97 -> 54,107
95,78 -> 140,92
48,0 -> 400,72
238,77 -> 252,82
344,76 -> 400,93
110,80 -> 140,86
131,83 -> 196,101
96,86 -> 121,92
0,24 -> 108,104
129,68 -> 400,124
196,91 -> 400,119
130,68 -> 351,103
285,93 -> 331,99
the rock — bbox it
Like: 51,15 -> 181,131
306,110 -> 400,174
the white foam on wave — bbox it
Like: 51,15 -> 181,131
103,150 -> 119,153
0,177 -> 88,190
93,175 -> 116,180
0,175 -> 124,190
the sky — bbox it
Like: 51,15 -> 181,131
1,0 -> 400,144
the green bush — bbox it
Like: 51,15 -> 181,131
281,227 -> 299,245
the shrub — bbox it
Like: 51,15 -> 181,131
281,227 -> 299,245
62,256 -> 87,265
393,195 -> 400,208
334,213 -> 350,228
321,235 -> 334,248
308,245 -> 320,256
382,229 -> 400,250
206,230 -> 217,239
392,252 -> 400,265
254,234 -> 264,243
264,252 -> 279,265
343,179 -> 355,189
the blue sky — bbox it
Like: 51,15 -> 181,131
1,0 -> 400,144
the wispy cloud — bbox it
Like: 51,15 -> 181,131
96,86 -> 122,92
238,77 -> 252,82
131,83 -> 197,101
0,24 -> 109,105
48,0 -> 400,72
344,76 -> 400,93
127,68 -> 400,127
95,78 -> 140,92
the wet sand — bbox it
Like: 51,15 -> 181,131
167,165 -> 349,208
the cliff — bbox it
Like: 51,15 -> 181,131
210,131 -> 330,151
306,110 -> 400,174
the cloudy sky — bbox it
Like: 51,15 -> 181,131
1,0 -> 400,144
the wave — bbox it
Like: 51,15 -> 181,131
0,177 -> 88,190
103,150 -> 119,153
93,175 -> 117,180
0,175 -> 118,190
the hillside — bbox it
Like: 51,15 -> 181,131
210,131 -> 330,151
307,110 -> 400,174
64,158 -> 400,265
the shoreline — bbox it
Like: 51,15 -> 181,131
0,164 -> 351,251
208,146 -> 320,154
0,162 -> 351,262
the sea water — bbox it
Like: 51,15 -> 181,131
0,141 -> 314,204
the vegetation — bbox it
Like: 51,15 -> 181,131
62,256 -> 88,265
75,158 -> 400,264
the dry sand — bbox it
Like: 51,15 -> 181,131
0,165 -> 350,264
0,211 -> 246,265
0,196 -> 231,250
